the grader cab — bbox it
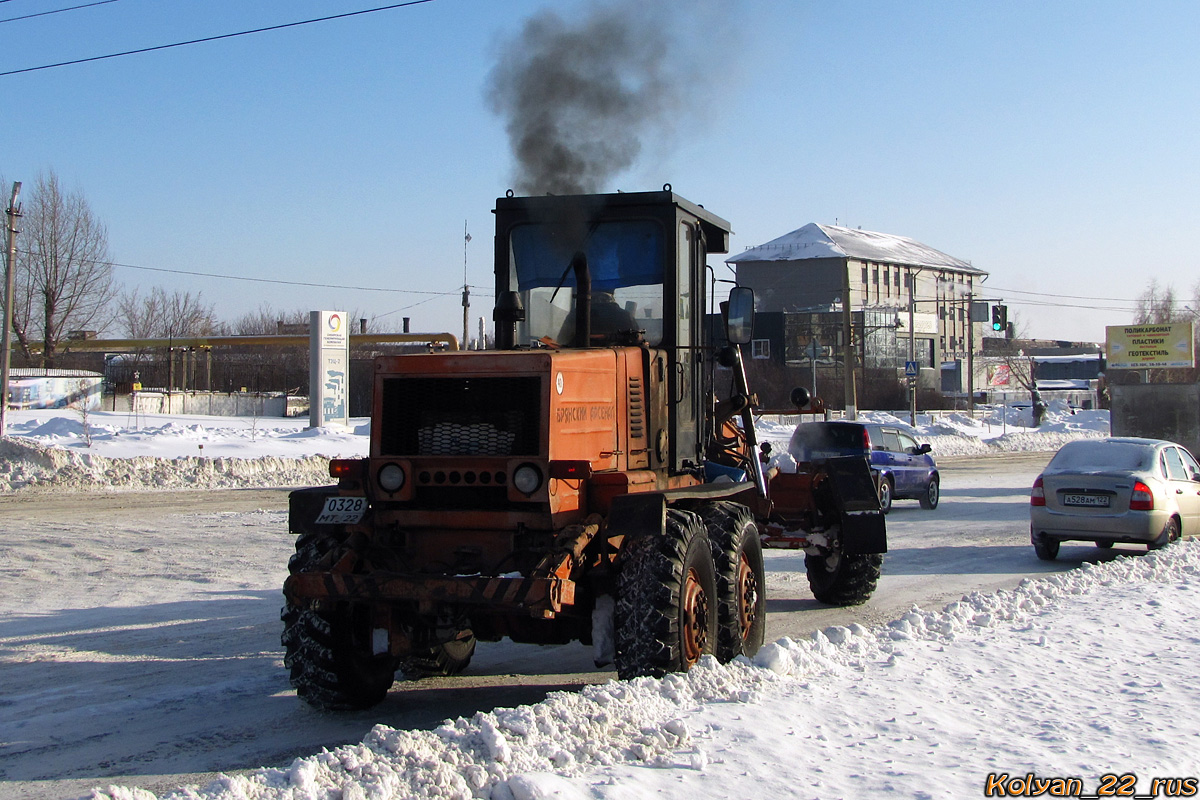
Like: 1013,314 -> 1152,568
281,188 -> 886,710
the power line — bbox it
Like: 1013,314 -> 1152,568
1004,298 -> 1138,313
1,0 -> 120,25
109,259 -> 461,295
16,248 -> 489,295
985,284 -> 1139,304
0,0 -> 435,76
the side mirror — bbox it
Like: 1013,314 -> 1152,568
918,443 -> 932,454
725,286 -> 754,346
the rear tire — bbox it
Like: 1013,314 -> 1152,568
281,530 -> 398,710
698,502 -> 767,661
804,550 -> 882,606
919,475 -> 940,509
1095,541 -> 1114,550
877,477 -> 893,514
1032,531 -> 1060,561
1149,517 -> 1180,550
615,509 -> 718,680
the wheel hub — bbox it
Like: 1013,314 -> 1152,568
682,567 -> 710,665
736,557 -> 759,636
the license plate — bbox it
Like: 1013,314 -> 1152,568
315,496 -> 368,524
1063,493 -> 1110,508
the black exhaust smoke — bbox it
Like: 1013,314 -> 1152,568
486,1 -> 737,196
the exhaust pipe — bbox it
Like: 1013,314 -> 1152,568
572,251 -> 590,347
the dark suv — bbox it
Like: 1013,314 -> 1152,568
788,421 -> 939,513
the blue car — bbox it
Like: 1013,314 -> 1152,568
787,421 -> 939,513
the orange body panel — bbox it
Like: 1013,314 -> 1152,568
768,471 -> 818,517
369,348 -> 662,528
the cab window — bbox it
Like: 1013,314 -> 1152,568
510,220 -> 665,346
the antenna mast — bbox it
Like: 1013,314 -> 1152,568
462,220 -> 471,350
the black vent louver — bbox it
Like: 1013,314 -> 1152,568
380,376 -> 542,456
628,376 -> 644,439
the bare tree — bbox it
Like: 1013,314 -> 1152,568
229,303 -> 310,336
119,287 -> 218,339
1134,279 -> 1179,324
115,287 -> 220,389
1123,278 -> 1200,383
12,171 -> 116,367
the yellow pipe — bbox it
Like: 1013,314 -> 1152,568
14,332 -> 461,353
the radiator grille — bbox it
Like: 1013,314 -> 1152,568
379,376 -> 542,456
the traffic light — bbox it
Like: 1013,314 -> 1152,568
991,304 -> 1007,332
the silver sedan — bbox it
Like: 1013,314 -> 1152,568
1030,437 -> 1200,560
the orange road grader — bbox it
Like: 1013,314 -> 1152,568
281,188 -> 886,709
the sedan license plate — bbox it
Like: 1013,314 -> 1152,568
316,496 -> 368,524
1063,493 -> 1110,508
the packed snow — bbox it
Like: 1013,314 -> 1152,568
81,544 -> 1200,800
10,402 -> 1190,800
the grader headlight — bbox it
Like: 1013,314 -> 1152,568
378,463 -> 406,493
512,463 -> 544,495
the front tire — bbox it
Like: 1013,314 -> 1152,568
804,549 -> 882,606
615,509 -> 718,680
698,502 -> 767,661
402,633 -> 477,679
281,530 -> 398,710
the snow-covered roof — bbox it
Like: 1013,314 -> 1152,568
728,222 -> 984,275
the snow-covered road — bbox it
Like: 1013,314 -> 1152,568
2,451 -> 1154,800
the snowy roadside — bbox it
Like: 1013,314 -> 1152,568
0,410 -> 365,493
0,404 -> 1109,493
86,539 -> 1200,800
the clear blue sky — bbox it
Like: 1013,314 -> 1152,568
3,0 -> 1197,343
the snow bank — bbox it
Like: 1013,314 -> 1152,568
0,438 -> 333,493
88,540 -> 1200,800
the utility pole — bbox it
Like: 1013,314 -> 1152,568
462,221 -> 471,350
908,267 -> 924,426
841,263 -> 856,420
967,288 -> 976,414
1,181 -> 22,438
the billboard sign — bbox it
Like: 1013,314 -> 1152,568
1106,323 -> 1194,369
310,310 -> 350,427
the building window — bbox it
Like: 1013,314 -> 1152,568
895,270 -> 902,289
751,339 -> 771,360
861,266 -> 868,284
